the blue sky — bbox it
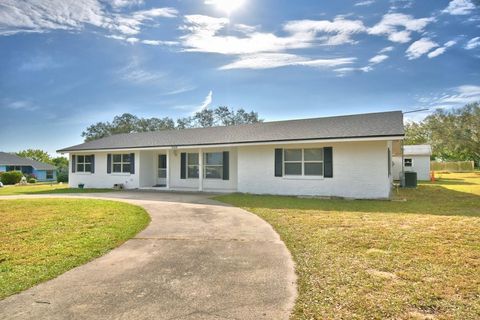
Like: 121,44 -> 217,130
0,0 -> 479,155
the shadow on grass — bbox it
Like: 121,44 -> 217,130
216,185 -> 480,218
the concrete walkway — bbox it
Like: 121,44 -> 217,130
0,192 -> 297,320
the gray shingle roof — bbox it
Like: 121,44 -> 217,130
0,152 -> 56,170
58,111 -> 404,152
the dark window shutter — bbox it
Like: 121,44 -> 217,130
72,155 -> 76,173
324,147 -> 333,178
180,153 -> 186,179
222,151 -> 229,180
107,154 -> 112,174
274,148 -> 283,177
130,153 -> 135,174
388,148 -> 391,176
91,155 -> 95,173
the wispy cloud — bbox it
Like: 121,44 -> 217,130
379,46 -> 394,53
117,57 -> 165,84
355,0 -> 375,7
465,37 -> 480,50
369,54 -> 389,64
199,90 -> 213,110
442,0 -> 476,16
0,0 -> 177,41
368,13 -> 434,43
1,99 -> 39,111
427,40 -> 456,58
418,85 -> 480,108
406,38 -> 438,59
219,53 -> 356,70
105,0 -> 144,10
19,55 -> 62,71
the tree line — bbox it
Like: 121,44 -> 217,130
82,106 -> 262,142
404,102 -> 479,166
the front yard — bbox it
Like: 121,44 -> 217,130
216,173 -> 480,319
0,199 -> 150,299
0,184 -> 114,196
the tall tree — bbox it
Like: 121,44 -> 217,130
404,102 -> 480,165
16,149 -> 52,164
82,107 -> 262,141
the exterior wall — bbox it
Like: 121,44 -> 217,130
237,140 -> 392,199
69,151 -> 140,189
33,170 -> 57,181
393,155 -> 431,181
66,140 -> 393,198
168,147 -> 238,193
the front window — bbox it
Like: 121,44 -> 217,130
187,153 -> 199,178
404,158 -> 413,167
204,152 -> 223,179
46,170 -> 54,179
76,155 -> 92,173
112,154 -> 131,173
284,148 -> 324,176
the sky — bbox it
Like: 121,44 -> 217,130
0,0 -> 479,155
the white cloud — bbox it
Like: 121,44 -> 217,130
427,40 -> 456,58
355,0 -> 375,7
442,0 -> 476,15
2,100 -> 39,111
219,53 -> 355,70
379,46 -> 394,53
0,0 -> 177,39
117,57 -> 165,84
368,13 -> 434,43
465,37 -> 480,49
105,0 -> 144,10
436,85 -> 480,105
180,15 -> 366,55
369,54 -> 389,64
405,38 -> 438,60
199,91 -> 213,110
141,39 -> 178,46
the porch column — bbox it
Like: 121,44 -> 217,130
166,150 -> 170,189
198,148 -> 203,191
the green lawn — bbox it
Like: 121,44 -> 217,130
215,173 -> 480,319
0,199 -> 150,299
0,184 -> 114,196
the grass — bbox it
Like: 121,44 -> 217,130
0,199 -> 150,299
215,173 -> 480,319
0,184 -> 114,196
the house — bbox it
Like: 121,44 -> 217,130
392,144 -> 432,181
0,152 -> 57,181
58,111 -> 405,199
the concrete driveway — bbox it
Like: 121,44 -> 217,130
0,191 -> 297,320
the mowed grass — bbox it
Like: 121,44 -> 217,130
0,199 -> 150,299
0,184 -> 114,196
215,173 -> 480,319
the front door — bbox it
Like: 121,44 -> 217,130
157,154 -> 167,187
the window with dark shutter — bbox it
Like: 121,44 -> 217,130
91,155 -> 95,173
180,153 -> 186,179
324,147 -> 333,178
72,155 -> 76,173
223,151 -> 229,180
275,149 -> 283,177
107,154 -> 112,174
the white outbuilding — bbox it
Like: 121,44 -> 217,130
393,144 -> 432,181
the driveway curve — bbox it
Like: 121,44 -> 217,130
0,191 -> 297,320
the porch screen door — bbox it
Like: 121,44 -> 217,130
157,154 -> 167,187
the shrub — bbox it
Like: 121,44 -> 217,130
1,171 -> 24,185
57,170 -> 68,183
28,178 -> 37,183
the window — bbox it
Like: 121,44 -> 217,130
76,155 -> 92,173
46,170 -> 54,179
187,153 -> 199,178
284,148 -> 324,176
204,152 -> 223,179
404,158 -> 413,167
112,154 -> 131,173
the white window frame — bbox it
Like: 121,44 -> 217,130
187,153 -> 199,179
203,152 -> 223,180
283,148 -> 324,177
404,158 -> 413,168
112,154 -> 131,174
76,155 -> 92,173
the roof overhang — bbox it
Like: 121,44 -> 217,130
58,134 -> 405,154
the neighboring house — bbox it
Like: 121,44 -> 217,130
0,152 -> 57,181
58,111 -> 405,199
392,144 -> 432,181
